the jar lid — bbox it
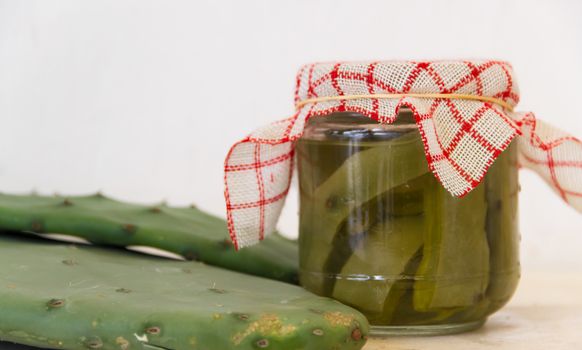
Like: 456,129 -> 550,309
224,60 -> 582,248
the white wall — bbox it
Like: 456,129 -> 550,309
0,0 -> 581,271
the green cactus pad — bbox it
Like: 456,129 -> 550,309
0,193 -> 298,283
0,234 -> 368,350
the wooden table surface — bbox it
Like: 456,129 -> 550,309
364,272 -> 582,350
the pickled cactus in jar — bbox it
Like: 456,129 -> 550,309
297,111 -> 520,334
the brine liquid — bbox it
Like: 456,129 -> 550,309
297,127 -> 520,327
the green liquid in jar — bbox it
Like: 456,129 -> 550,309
297,112 -> 520,332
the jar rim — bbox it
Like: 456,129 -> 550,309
301,110 -> 418,141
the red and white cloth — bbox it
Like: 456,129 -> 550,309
224,60 -> 582,249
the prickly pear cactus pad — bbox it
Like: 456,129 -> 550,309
0,193 -> 298,283
0,234 -> 368,350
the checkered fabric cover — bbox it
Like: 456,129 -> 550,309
224,60 -> 582,249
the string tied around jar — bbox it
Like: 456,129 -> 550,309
223,60 -> 582,249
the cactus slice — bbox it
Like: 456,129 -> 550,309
0,193 -> 298,283
0,234 -> 368,350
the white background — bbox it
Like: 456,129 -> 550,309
0,0 -> 581,272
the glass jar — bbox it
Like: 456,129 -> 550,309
297,110 -> 520,336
